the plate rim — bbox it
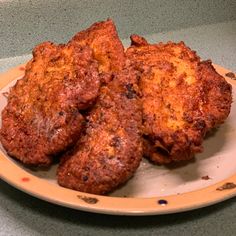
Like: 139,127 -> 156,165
0,64 -> 236,216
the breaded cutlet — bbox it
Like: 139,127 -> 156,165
57,68 -> 143,194
0,42 -> 100,166
126,35 -> 232,164
71,19 -> 125,76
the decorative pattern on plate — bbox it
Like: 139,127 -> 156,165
77,195 -> 99,204
158,199 -> 168,206
216,182 -> 236,191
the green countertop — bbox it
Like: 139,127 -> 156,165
0,1 -> 236,235
0,178 -> 236,236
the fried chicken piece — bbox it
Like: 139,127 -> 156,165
126,35 -> 232,164
0,41 -> 100,166
57,69 -> 143,195
71,19 -> 125,76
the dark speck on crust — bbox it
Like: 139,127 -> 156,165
193,119 -> 206,130
216,182 -> 236,191
110,136 -> 121,147
125,84 -> 136,99
82,176 -> 88,182
77,195 -> 99,204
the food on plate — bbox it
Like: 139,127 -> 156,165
126,35 -> 232,164
57,69 -> 143,194
0,19 -> 233,195
0,41 -> 100,166
71,19 -> 125,76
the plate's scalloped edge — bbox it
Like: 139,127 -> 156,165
0,64 -> 235,216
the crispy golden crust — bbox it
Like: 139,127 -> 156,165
71,19 -> 125,75
57,69 -> 143,195
126,35 -> 232,164
197,60 -> 232,129
0,42 -> 100,166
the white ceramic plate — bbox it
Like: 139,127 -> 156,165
0,64 -> 236,215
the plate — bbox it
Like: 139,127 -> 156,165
0,64 -> 236,215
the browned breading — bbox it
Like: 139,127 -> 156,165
197,60 -> 232,129
0,18 -> 232,197
126,35 -> 232,164
71,19 -> 125,75
0,41 -> 100,166
57,69 -> 143,195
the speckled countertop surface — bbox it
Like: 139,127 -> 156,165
0,1 -> 236,235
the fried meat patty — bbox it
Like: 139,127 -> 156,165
0,42 -> 100,166
57,69 -> 143,194
126,35 -> 232,164
71,19 -> 125,75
